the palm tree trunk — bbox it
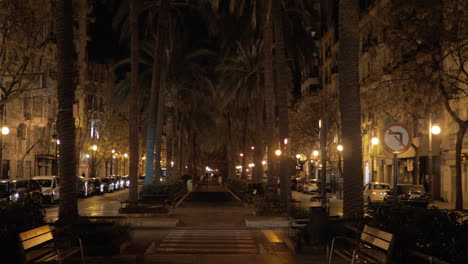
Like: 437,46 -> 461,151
262,0 -> 276,193
166,108 -> 174,180
241,107 -> 249,179
273,0 -> 290,208
339,0 -> 364,219
56,0 -> 78,224
253,95 -> 264,183
226,113 -> 234,180
129,0 -> 140,202
153,101 -> 166,183
144,0 -> 170,184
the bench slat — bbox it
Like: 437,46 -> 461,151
22,232 -> 54,250
363,225 -> 393,242
360,233 -> 391,251
20,225 -> 53,242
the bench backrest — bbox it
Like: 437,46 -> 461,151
360,225 -> 393,252
19,225 -> 54,250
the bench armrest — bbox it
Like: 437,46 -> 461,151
327,236 -> 359,264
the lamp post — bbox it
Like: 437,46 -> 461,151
0,126 -> 9,179
312,150 -> 319,179
337,144 -> 343,199
123,153 -> 128,175
371,137 -> 379,182
51,134 -> 60,176
91,145 -> 98,177
428,119 -> 441,199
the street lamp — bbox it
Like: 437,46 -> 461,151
90,144 -> 98,177
275,149 -> 282,156
337,145 -> 343,152
428,121 -> 441,199
0,126 -> 9,180
371,137 -> 379,182
123,153 -> 128,175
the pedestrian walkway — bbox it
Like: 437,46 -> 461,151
74,181 -> 329,263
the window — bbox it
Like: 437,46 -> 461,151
33,97 -> 42,117
25,161 -> 32,178
24,98 -> 31,119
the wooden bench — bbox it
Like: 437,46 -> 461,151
328,225 -> 394,264
18,225 -> 85,264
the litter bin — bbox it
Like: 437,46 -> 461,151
308,196 -> 328,245
187,180 -> 193,192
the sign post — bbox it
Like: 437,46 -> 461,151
382,123 -> 412,202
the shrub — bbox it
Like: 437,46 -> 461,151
67,219 -> 131,256
139,181 -> 186,201
139,183 -> 169,199
366,202 -> 468,263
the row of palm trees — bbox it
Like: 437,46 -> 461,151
56,0 -> 363,225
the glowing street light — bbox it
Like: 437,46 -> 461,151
295,154 -> 301,159
275,149 -> 282,156
371,137 -> 379,145
337,145 -> 343,152
431,125 -> 441,135
312,150 -> 319,157
92,144 -> 98,151
85,154 -> 90,158
250,146 -> 255,150
248,163 -> 255,167
123,153 -> 128,158
239,153 -> 244,157
261,160 -> 266,165
112,149 -> 115,154
1,126 -> 9,135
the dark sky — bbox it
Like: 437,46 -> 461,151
88,1 -> 125,63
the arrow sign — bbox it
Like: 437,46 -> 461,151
382,123 -> 412,154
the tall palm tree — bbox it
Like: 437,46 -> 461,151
144,0 -> 170,184
338,0 -> 363,219
262,0 -> 276,194
56,0 -> 78,224
273,0 -> 290,208
128,0 -> 140,203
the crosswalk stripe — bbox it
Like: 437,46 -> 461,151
155,229 -> 258,254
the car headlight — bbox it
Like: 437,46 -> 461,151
10,193 -> 19,201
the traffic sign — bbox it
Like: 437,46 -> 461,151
382,123 -> 412,154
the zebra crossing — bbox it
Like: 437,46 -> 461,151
155,229 -> 259,254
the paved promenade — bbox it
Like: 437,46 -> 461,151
77,182 -> 329,263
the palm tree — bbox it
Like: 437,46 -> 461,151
128,0 -> 140,203
262,0 -> 277,194
56,0 -> 78,224
273,0 -> 291,208
144,0 -> 170,184
338,0 -> 363,219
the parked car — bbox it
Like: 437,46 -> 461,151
90,178 -> 104,195
302,179 -> 321,194
122,175 -> 130,188
99,177 -> 115,193
384,184 -> 430,207
363,182 -> 391,203
76,176 -> 88,197
14,179 -> 43,203
84,178 -> 96,196
33,176 -> 60,204
0,180 -> 19,202
109,176 -> 121,190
